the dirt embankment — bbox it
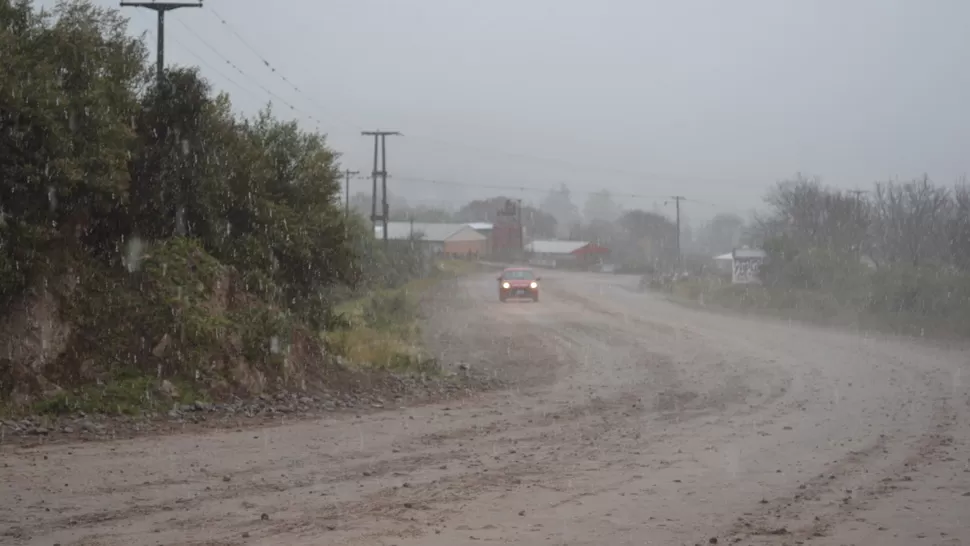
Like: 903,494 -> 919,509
0,261 -> 499,445
2,270 -> 969,546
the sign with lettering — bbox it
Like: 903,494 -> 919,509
732,257 -> 763,284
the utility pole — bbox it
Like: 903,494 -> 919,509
847,189 -> 869,260
361,130 -> 401,246
343,169 -> 359,216
120,1 -> 202,91
670,196 -> 686,272
497,199 -> 520,261
121,1 -> 201,237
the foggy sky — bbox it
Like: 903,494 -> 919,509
39,0 -> 970,223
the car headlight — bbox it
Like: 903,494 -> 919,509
530,281 -> 538,289
502,282 -> 510,289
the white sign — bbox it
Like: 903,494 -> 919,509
732,257 -> 762,284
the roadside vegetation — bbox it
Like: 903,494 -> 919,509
0,1 -> 470,416
325,260 -> 475,375
662,174 -> 970,339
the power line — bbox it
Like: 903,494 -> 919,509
118,16 -> 735,217
152,5 -> 774,197
207,6 -> 273,70
135,10 -> 335,138
390,174 -> 696,204
130,11 -> 761,212
387,173 -> 746,221
133,11 -> 259,103
397,131 -> 771,190
170,16 -> 323,129
205,6 -> 362,133
177,9 -> 774,194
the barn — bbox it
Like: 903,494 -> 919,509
525,240 -> 610,269
375,222 -> 488,258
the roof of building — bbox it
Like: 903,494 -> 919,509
525,240 -> 592,255
466,222 -> 494,231
374,222 -> 486,242
733,248 -> 767,259
572,243 -> 610,255
714,248 -> 767,260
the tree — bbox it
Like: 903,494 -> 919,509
0,0 -> 440,402
130,66 -> 216,241
757,174 -> 870,255
948,181 -> 970,271
697,213 -> 745,254
583,190 -> 620,224
0,0 -> 147,291
346,188 -> 408,219
871,176 -> 950,267
541,184 -> 580,237
574,219 -> 619,246
348,191 -> 372,217
616,209 -> 678,267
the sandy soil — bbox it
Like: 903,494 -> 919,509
2,270 -> 969,546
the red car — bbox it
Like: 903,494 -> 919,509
497,267 -> 540,302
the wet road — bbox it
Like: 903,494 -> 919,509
3,270 -> 969,545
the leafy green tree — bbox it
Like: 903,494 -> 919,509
0,0 -> 146,293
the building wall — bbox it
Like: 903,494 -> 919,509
491,222 -> 522,256
443,239 -> 487,256
473,229 -> 493,255
527,252 -> 577,268
446,227 -> 486,242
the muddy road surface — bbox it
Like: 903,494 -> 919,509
3,270 -> 970,545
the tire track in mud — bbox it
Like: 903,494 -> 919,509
726,407 -> 957,544
5,271 -> 970,546
542,282 -> 793,423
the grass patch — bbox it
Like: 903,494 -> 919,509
27,373 -> 206,417
325,260 -> 474,372
434,259 -> 480,277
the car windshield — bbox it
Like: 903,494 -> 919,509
503,270 -> 535,280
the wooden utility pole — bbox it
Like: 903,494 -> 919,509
121,1 -> 201,237
361,130 -> 401,246
670,195 -> 685,272
120,1 -> 202,91
344,169 -> 359,216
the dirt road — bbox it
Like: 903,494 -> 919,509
3,270 -> 969,546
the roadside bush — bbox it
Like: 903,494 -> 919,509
866,265 -> 970,319
0,0 -> 453,408
60,238 -> 229,380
